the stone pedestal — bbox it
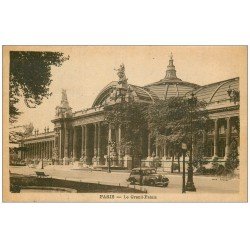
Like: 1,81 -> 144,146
96,157 -> 101,166
92,156 -> 98,167
104,155 -> 108,167
63,157 -> 69,165
123,155 -> 132,169
145,156 -> 153,167
161,157 -> 171,172
111,157 -> 118,167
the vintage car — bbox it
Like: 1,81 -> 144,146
127,167 -> 169,187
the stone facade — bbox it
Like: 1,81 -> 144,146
19,56 -> 240,169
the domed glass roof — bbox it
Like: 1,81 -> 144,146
92,55 -> 238,107
144,54 -> 199,100
187,77 -> 239,103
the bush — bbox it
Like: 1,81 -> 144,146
224,140 -> 239,174
152,157 -> 162,168
171,163 -> 180,172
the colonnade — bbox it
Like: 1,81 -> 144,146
146,116 -> 238,160
22,140 -> 54,160
21,116 -> 238,167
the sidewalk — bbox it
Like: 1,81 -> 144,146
10,165 -> 239,194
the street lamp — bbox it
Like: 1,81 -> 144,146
185,92 -> 197,192
107,140 -> 112,173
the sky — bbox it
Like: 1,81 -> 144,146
12,46 -> 247,132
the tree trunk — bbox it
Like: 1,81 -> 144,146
171,155 -> 174,173
178,156 -> 180,172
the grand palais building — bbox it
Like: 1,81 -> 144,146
18,55 -> 240,170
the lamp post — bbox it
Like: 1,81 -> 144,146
107,140 -> 112,173
41,145 -> 44,169
185,92 -> 197,192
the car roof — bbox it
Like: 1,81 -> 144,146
132,168 -> 155,171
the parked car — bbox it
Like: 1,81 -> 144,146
127,167 -> 169,187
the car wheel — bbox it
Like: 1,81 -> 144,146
164,183 -> 169,187
130,178 -> 136,185
149,179 -> 155,186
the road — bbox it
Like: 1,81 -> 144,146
9,165 -> 239,194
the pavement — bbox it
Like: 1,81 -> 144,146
9,165 -> 239,194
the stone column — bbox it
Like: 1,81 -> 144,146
50,141 -> 52,159
225,117 -> 231,158
85,125 -> 88,162
213,119 -> 219,158
43,142 -> 45,158
105,125 -> 112,167
34,143 -> 36,159
53,130 -> 59,164
81,125 -> 85,159
59,129 -> 62,160
146,133 -> 152,166
155,139 -> 159,157
45,142 -> 47,158
118,126 -> 121,154
29,144 -> 31,159
47,141 -> 49,158
98,122 -> 101,165
64,125 -> 69,157
48,141 -> 51,159
94,123 -> 97,155
41,142 -> 44,159
39,142 -> 42,158
115,125 -> 121,166
148,134 -> 151,157
63,123 -> 69,165
30,144 -> 32,159
73,126 -> 77,161
93,123 -> 98,166
27,144 -> 30,159
108,125 -> 111,155
162,143 -> 170,170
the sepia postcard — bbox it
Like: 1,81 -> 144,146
2,45 -> 248,202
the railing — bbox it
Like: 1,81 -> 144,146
73,105 -> 104,117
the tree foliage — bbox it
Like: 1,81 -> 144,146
9,51 -> 69,123
225,139 -> 239,173
104,102 -> 148,157
9,123 -> 34,143
147,97 -> 210,155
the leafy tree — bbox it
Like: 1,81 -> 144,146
193,139 -> 207,168
147,97 -> 209,162
9,123 -> 34,143
9,51 -> 69,123
104,101 -> 148,162
224,139 -> 239,174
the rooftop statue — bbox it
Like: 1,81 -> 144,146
61,89 -> 69,106
55,89 -> 72,118
115,63 -> 128,86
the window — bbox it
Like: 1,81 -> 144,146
218,139 -> 226,157
205,140 -> 214,157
